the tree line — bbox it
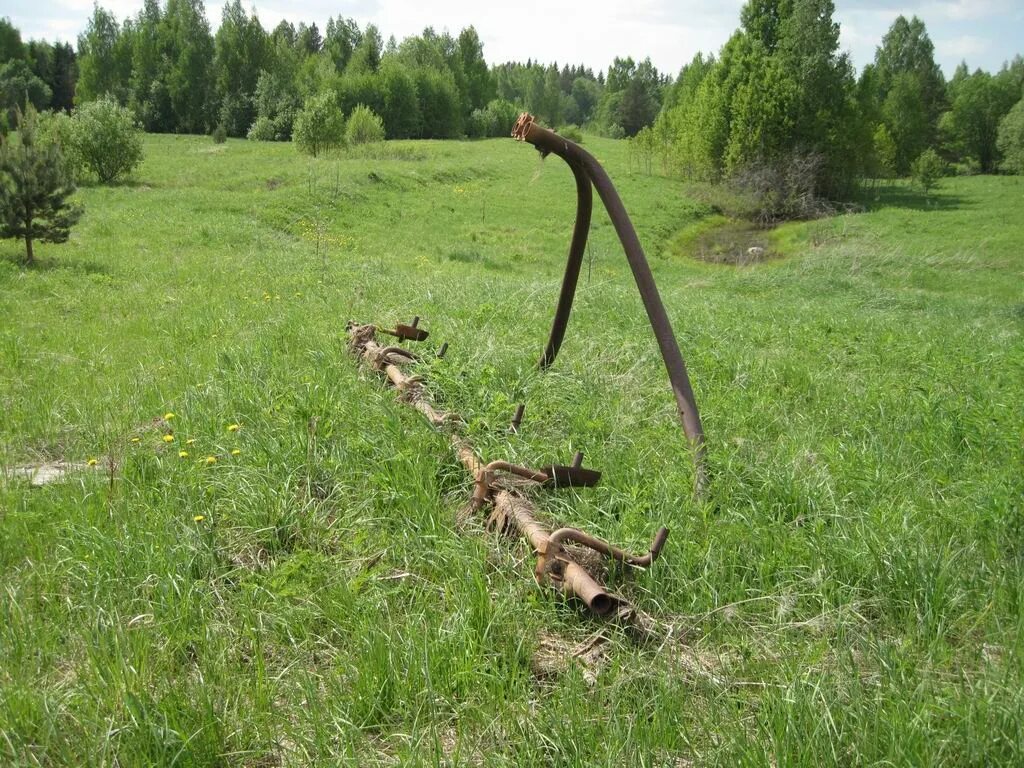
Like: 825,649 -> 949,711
646,2 -> 1023,209
1,0 -> 1023,198
0,2 -> 671,142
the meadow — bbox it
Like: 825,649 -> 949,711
1,133 -> 1022,766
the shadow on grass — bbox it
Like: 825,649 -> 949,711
1,251 -> 111,275
857,181 -> 967,212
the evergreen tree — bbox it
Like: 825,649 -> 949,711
0,106 -> 82,265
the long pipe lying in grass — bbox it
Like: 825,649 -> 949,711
511,113 -> 707,493
346,322 -> 666,618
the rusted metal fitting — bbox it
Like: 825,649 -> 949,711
347,322 -> 666,620
381,317 -> 429,342
540,450 -> 601,489
471,460 -> 550,511
494,491 -> 624,616
540,526 -> 669,574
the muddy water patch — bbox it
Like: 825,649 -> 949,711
675,216 -> 779,266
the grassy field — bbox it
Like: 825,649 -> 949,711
1,133 -> 1022,766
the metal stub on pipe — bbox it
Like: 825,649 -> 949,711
510,404 -> 525,434
384,323 -> 429,342
541,452 -> 601,488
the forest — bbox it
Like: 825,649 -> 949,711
1,1 -> 1023,200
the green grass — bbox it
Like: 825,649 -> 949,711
1,134 -> 1022,765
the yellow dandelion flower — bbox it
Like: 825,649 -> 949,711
162,434 -> 175,443
130,437 -> 141,444
164,412 -> 175,420
227,424 -> 240,432
231,449 -> 241,456
193,515 -> 205,522
87,458 -> 98,466
205,456 -> 217,465
178,450 -> 189,458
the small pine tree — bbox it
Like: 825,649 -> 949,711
0,106 -> 82,265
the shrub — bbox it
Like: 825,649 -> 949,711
483,99 -> 519,137
345,104 -> 385,146
211,124 -> 227,144
70,97 -> 144,183
466,109 -> 490,139
37,109 -> 83,179
247,116 -> 275,142
911,148 -> 946,194
605,123 -> 625,140
293,93 -> 345,157
558,124 -> 584,143
996,99 -> 1024,175
700,152 -> 834,226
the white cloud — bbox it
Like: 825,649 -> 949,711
936,0 -> 1010,21
937,34 -> 990,59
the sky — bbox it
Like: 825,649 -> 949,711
6,0 -> 1023,78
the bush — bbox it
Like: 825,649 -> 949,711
911,148 -> 946,194
345,104 -> 385,146
247,117 -> 275,142
293,93 -> 345,157
605,123 -> 626,140
484,99 -> 520,137
704,152 -> 834,226
70,97 -> 144,183
211,124 -> 227,144
997,99 -> 1024,175
37,109 -> 83,179
558,124 -> 584,143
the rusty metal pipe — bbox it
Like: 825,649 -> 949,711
496,491 -> 618,616
512,113 -> 707,490
540,158 -> 593,369
547,526 -> 669,568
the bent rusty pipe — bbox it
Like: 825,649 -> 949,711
546,526 -> 669,568
540,158 -> 593,369
513,113 -> 707,490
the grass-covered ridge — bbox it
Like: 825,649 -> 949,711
1,135 -> 1022,765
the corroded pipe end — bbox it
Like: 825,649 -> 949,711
511,112 -> 536,141
561,562 -> 617,616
